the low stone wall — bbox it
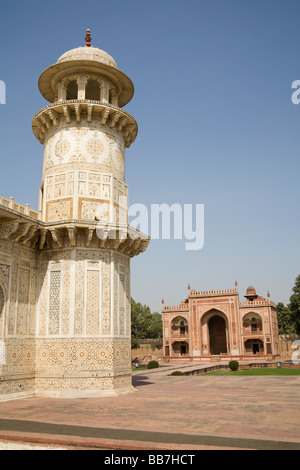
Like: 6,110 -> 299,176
131,339 -> 163,363
278,335 -> 300,360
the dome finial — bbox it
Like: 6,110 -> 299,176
85,28 -> 92,47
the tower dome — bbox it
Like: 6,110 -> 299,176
56,28 -> 117,68
57,46 -> 118,69
37,29 -> 134,107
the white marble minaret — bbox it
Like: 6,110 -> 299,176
30,29 -> 149,397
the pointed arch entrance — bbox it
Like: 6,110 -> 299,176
201,309 -> 229,356
208,315 -> 227,355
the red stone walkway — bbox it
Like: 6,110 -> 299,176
0,364 -> 299,450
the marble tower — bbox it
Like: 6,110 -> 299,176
0,30 -> 149,400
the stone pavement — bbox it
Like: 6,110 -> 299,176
0,362 -> 299,450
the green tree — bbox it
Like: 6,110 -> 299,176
288,274 -> 300,334
276,302 -> 296,335
131,298 -> 162,349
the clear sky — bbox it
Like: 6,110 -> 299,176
0,0 -> 299,313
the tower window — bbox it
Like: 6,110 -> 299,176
66,80 -> 78,100
86,80 -> 100,101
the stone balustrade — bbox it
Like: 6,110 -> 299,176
189,288 -> 237,296
239,299 -> 276,307
0,196 -> 39,219
162,304 -> 189,312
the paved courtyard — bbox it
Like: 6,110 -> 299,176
0,363 -> 299,450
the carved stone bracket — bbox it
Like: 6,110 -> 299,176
39,229 -> 48,250
21,225 -> 38,245
50,228 -> 64,248
0,221 -> 20,239
66,225 -> 77,247
32,101 -> 138,148
0,213 -> 150,257
13,223 -> 32,243
85,227 -> 94,247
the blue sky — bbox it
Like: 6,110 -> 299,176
0,0 -> 299,312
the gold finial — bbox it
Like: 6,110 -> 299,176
85,28 -> 92,47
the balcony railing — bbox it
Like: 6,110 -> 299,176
0,196 -> 39,219
171,332 -> 189,339
243,330 -> 263,336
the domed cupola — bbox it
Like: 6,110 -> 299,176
244,285 -> 258,302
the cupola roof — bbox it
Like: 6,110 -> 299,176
57,46 -> 118,69
38,29 -> 134,107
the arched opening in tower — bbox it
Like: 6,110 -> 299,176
66,80 -> 78,100
86,79 -> 100,101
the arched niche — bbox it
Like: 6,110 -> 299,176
243,312 -> 263,333
171,316 -> 188,336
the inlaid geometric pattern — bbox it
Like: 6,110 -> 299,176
81,201 -> 108,220
16,269 -> 30,335
61,260 -> 71,336
48,271 -> 61,335
0,264 -> 9,294
89,173 -> 101,182
0,286 -> 4,338
119,269 -> 126,335
87,139 -> 103,155
86,270 -> 100,335
70,128 -> 88,137
35,338 -> 131,372
88,182 -> 101,197
38,259 -> 49,336
102,184 -> 110,198
47,200 -> 71,221
55,139 -> 70,157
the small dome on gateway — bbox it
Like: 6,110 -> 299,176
246,285 -> 256,295
244,285 -> 259,300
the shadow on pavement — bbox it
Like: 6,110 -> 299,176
132,375 -> 154,387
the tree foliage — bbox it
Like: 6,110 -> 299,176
276,302 -> 296,335
277,274 -> 300,335
131,298 -> 162,349
288,274 -> 300,334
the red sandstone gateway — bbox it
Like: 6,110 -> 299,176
162,283 -> 279,361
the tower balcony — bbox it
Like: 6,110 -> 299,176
0,199 -> 149,257
32,100 -> 138,148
